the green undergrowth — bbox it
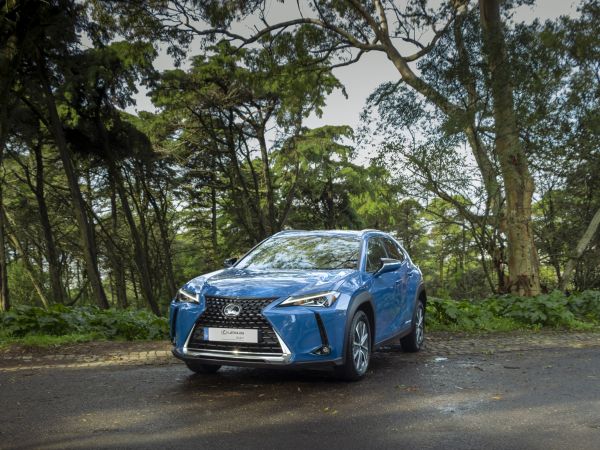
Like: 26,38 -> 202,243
426,290 -> 600,332
1,291 -> 599,349
0,332 -> 103,349
0,305 -> 169,348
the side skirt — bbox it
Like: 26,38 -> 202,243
373,325 -> 413,350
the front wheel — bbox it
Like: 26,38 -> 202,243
335,310 -> 371,381
185,361 -> 221,374
401,300 -> 425,352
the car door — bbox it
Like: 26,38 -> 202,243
383,238 -> 410,332
365,236 -> 397,343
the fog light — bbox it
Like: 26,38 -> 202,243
312,345 -> 331,355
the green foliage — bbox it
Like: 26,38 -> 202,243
427,290 -> 600,331
0,333 -> 102,349
0,305 -> 168,341
566,290 -> 600,321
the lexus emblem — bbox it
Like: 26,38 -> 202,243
223,303 -> 242,317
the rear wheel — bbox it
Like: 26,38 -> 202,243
401,300 -> 425,352
185,361 -> 221,374
335,310 -> 371,381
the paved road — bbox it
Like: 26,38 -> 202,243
1,343 -> 600,449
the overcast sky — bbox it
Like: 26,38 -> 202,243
129,0 -> 579,142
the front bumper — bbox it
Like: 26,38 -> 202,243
172,347 -> 342,369
170,295 -> 349,368
180,323 -> 292,364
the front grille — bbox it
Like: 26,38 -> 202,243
187,296 -> 283,354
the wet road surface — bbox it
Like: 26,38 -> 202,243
1,346 -> 600,449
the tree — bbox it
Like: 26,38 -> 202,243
152,40 -> 341,244
4,0 -> 111,308
278,125 -> 364,229
135,0 -> 545,295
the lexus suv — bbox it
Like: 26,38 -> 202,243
170,230 -> 426,380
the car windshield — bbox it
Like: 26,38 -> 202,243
236,234 -> 361,270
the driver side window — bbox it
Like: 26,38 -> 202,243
383,238 -> 405,262
366,237 -> 388,273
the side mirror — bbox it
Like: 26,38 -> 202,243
223,257 -> 238,268
374,258 -> 402,277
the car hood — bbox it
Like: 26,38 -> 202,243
183,268 -> 354,300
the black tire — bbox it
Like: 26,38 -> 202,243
185,361 -> 221,374
401,299 -> 425,352
335,310 -> 371,381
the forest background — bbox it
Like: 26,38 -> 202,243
0,1 -> 598,338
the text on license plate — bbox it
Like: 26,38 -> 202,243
204,328 -> 258,343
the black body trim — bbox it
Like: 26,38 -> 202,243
342,291 -> 375,361
313,312 -> 330,349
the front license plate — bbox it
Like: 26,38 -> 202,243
204,328 -> 258,343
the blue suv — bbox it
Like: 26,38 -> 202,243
170,230 -> 426,380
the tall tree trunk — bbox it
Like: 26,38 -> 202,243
224,122 -> 265,241
108,176 -> 128,308
560,205 -> 600,291
0,181 -> 9,312
95,121 -> 158,313
211,184 -> 218,253
39,65 -> 109,309
103,150 -> 160,315
479,0 -> 540,296
0,35 -> 16,312
140,173 -> 177,296
257,129 -> 277,234
33,143 -> 65,303
3,211 -> 50,308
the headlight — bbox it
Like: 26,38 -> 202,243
175,288 -> 199,303
280,291 -> 339,307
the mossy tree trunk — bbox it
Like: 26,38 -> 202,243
479,0 -> 540,296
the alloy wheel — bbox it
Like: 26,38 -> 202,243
415,305 -> 424,347
352,319 -> 369,374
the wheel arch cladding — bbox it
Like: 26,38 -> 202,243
357,303 -> 375,350
345,291 -> 376,354
418,287 -> 427,309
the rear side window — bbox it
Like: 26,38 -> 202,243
383,238 -> 404,262
366,237 -> 388,273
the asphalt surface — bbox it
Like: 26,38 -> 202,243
1,345 -> 600,450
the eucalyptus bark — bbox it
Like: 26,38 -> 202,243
39,65 -> 109,309
559,205 -> 600,291
479,0 -> 541,296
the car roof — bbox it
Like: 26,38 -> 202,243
273,229 -> 388,239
